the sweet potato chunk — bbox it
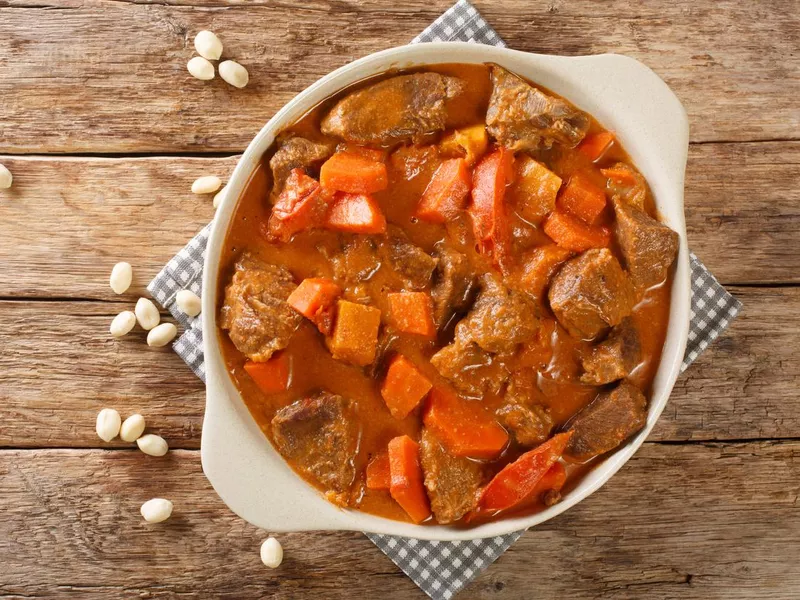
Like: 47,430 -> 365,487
328,300 -> 382,366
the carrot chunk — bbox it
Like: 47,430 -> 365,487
243,353 -> 290,395
388,435 -> 431,523
476,431 -> 573,513
557,172 -> 607,225
578,131 -> 615,162
422,386 -> 509,459
267,168 -> 329,241
387,292 -> 436,338
325,192 -> 387,234
339,144 -> 387,163
381,355 -> 433,420
287,278 -> 342,335
510,156 -> 562,223
417,158 -> 472,223
327,300 -> 382,366
320,151 -> 388,194
543,211 -> 611,252
366,452 -> 391,490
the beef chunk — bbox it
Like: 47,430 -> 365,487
603,163 -> 646,211
455,274 -> 539,354
548,248 -> 635,340
430,340 -> 509,399
581,318 -> 641,385
271,392 -> 359,504
613,198 -> 679,291
219,254 -> 302,362
330,236 -> 382,283
269,136 -> 334,197
430,245 -> 477,327
565,381 -> 648,461
486,65 -> 590,151
380,227 -> 437,290
321,73 -> 465,145
497,369 -> 554,447
419,428 -> 483,524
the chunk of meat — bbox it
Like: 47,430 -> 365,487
581,318 -> 641,385
565,381 -> 648,461
430,245 -> 476,328
603,163 -> 646,211
271,392 -> 360,504
548,248 -> 635,340
219,254 -> 302,362
269,136 -> 334,197
613,198 -> 679,291
455,274 -> 539,354
497,369 -> 554,447
486,65 -> 590,151
419,428 -> 483,524
430,341 -> 509,399
321,73 -> 465,145
379,227 -> 437,290
330,236 -> 382,283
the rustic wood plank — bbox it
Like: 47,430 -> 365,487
0,142 -> 796,303
1,442 -> 798,598
0,286 -> 793,448
0,0 -> 797,153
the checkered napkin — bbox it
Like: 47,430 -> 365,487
148,2 -> 743,597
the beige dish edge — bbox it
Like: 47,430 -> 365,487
200,42 -> 691,542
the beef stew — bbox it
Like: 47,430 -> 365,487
217,63 -> 678,526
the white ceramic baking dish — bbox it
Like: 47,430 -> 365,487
201,42 -> 690,541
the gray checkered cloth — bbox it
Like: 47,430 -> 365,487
148,2 -> 743,598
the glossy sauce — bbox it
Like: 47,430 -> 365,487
218,63 -> 672,525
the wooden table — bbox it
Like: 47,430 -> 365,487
1,1 -> 798,597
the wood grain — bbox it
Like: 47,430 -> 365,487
1,442 -> 798,599
0,0 -> 797,153
0,142 -> 797,303
0,286 -> 793,448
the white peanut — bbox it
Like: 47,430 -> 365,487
96,408 -> 121,442
260,537 -> 283,568
137,434 -> 169,457
110,311 -> 136,338
0,164 -> 12,189
213,185 -> 228,209
187,56 -> 215,81
120,414 -> 146,442
147,322 -> 177,347
140,498 -> 174,523
191,175 -> 222,195
194,30 -> 223,60
219,60 -> 248,88
109,262 -> 133,294
135,298 -> 160,331
176,290 -> 202,317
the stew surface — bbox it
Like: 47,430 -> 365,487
217,63 -> 679,526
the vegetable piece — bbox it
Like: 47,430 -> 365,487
340,145 -> 386,162
557,173 -> 607,225
268,168 -> 329,241
366,452 -> 391,490
469,149 -> 514,270
439,125 -> 489,165
219,60 -> 249,88
388,435 -> 431,523
381,355 -> 433,419
602,162 -> 647,211
578,131 -> 615,162
476,431 -> 573,513
387,292 -> 436,338
417,158 -> 472,223
327,300 -> 382,366
244,353 -> 290,395
325,192 -> 387,234
287,278 -> 342,335
260,537 -> 284,568
521,245 -> 574,300
320,152 -> 389,194
510,156 -> 562,223
543,211 -> 611,252
423,386 -> 509,459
